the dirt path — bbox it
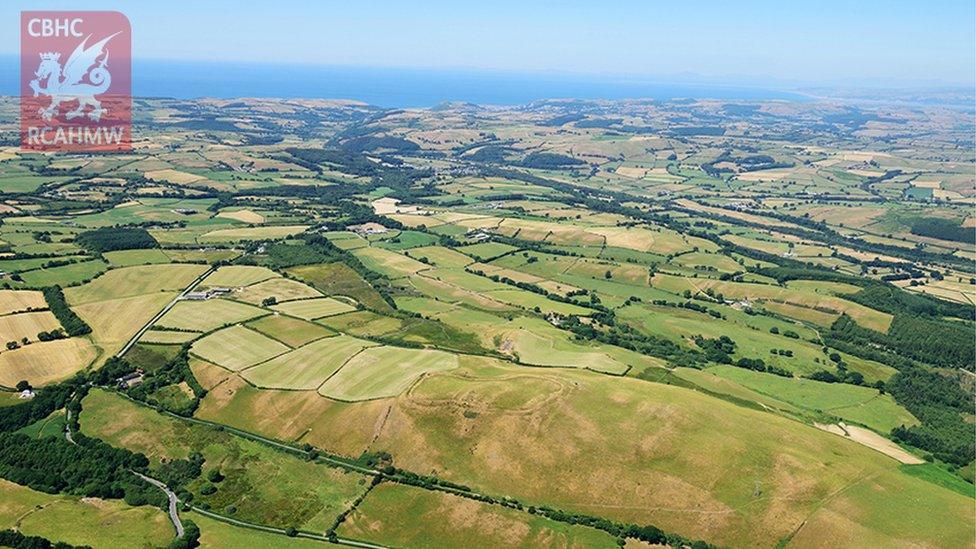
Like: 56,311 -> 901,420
814,422 -> 924,464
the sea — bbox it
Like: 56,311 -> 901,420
1,55 -> 804,108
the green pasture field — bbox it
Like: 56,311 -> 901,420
707,365 -> 917,432
191,511 -> 340,548
405,246 -> 475,268
80,389 -> 370,532
190,324 -> 290,370
242,334 -> 376,390
350,246 -> 430,278
102,248 -> 172,267
456,241 -> 518,261
138,329 -> 201,344
373,230 -> 439,250
15,259 -> 108,287
284,262 -> 393,312
0,479 -> 172,548
318,346 -> 458,401
246,314 -> 335,347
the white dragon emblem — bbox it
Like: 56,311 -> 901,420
29,32 -> 120,123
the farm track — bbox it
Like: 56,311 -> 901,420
131,471 -> 184,538
117,266 -> 216,358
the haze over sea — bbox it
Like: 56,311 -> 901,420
1,56 -> 803,107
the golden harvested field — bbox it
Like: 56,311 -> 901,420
216,208 -> 266,223
0,289 -> 46,315
271,297 -> 357,320
138,329 -> 200,344
0,337 -> 97,387
156,298 -> 268,332
64,264 -> 208,305
233,277 -> 322,304
197,225 -> 309,243
0,311 -> 61,343
73,292 -> 177,362
144,168 -> 206,184
202,265 -> 279,287
190,324 -> 290,371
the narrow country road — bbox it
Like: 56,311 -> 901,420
117,266 -> 215,358
132,471 -> 184,538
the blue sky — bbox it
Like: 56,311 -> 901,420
4,0 -> 974,86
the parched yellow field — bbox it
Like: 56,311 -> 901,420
0,337 -> 97,387
0,311 -> 61,343
144,168 -> 206,184
0,289 -> 46,315
216,208 -> 266,224
338,482 -> 616,548
202,265 -> 279,287
190,324 -> 290,371
65,264 -> 208,306
157,298 -> 268,332
233,277 -> 322,304
73,292 -> 177,362
242,334 -> 377,389
271,297 -> 357,320
138,329 -> 200,344
318,346 -> 458,401
197,225 -> 308,243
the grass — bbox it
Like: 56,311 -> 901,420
191,325 -> 290,371
124,343 -> 184,372
706,365 -> 917,432
899,463 -> 975,499
350,247 -> 429,278
242,335 -> 376,390
102,248 -> 172,267
0,311 -> 61,343
246,314 -> 334,348
405,246 -> 475,268
157,299 -> 268,332
361,358 -> 973,548
0,479 -> 172,549
318,346 -> 458,401
456,242 -> 518,261
191,511 -> 340,548
0,337 -> 97,387
271,297 -> 357,320
233,277 -> 322,305
80,389 -> 371,531
284,262 -> 393,312
16,259 -> 109,287
338,482 -> 617,548
202,266 -> 279,287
